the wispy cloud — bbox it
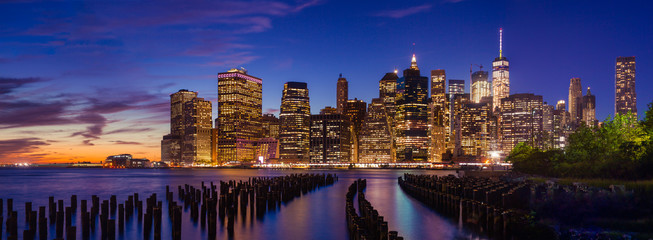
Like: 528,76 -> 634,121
373,4 -> 432,18
0,138 -> 50,160
112,140 -> 143,145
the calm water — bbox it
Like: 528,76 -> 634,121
0,168 -> 479,240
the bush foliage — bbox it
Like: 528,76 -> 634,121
509,102 -> 653,180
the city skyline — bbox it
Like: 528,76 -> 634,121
1,0 -> 652,163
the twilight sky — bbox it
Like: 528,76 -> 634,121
1,0 -> 652,163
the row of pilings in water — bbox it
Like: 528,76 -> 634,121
398,174 -> 532,240
0,173 -> 338,240
345,179 -> 403,240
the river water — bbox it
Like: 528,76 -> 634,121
0,168 -> 482,240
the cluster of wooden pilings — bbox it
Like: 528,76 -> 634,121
168,173 -> 338,239
345,179 -> 403,240
398,174 -> 532,239
1,173 -> 338,240
1,192 -> 152,240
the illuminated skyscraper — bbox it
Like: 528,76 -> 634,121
471,70 -> 490,103
217,68 -> 263,163
430,70 -> 447,162
500,93 -> 543,153
449,93 -> 470,156
448,79 -> 465,95
395,54 -> 429,161
344,99 -> 367,162
568,77 -> 583,124
280,82 -> 311,162
162,89 -> 199,166
379,72 -> 398,161
582,87 -> 597,127
615,56 -> 637,117
181,97 -> 213,165
337,74 -> 348,113
460,100 -> 493,157
553,100 -> 570,149
310,108 -> 350,163
359,98 -> 392,163
170,90 -> 198,136
542,104 -> 554,149
492,28 -> 510,111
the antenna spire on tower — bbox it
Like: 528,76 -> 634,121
499,28 -> 503,58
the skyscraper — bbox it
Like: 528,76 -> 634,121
553,100 -> 570,149
379,71 -> 398,124
460,100 -> 493,157
181,98 -> 213,165
615,56 -> 637,117
337,74 -> 348,113
471,70 -> 490,103
430,70 -> 447,162
279,82 -> 311,162
359,98 -> 392,163
500,93 -> 544,153
162,89 -> 199,166
344,99 -> 367,162
448,79 -> 465,95
310,108 -> 351,163
492,28 -> 510,111
217,68 -> 263,163
582,87 -> 596,127
395,54 -> 429,161
568,77 -> 583,124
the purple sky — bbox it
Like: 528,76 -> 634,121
1,0 -> 652,163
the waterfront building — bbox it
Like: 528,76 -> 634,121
104,154 -> 150,168
217,68 -> 263,163
492,28 -> 510,112
280,82 -> 311,162
471,70 -> 490,103
582,87 -> 597,127
430,70 -> 447,162
309,108 -> 351,163
256,138 -> 279,163
615,56 -> 637,117
459,99 -> 493,157
500,93 -> 544,153
380,71 -> 399,161
395,54 -> 429,161
359,98 -> 393,163
161,134 -> 181,165
337,74 -> 348,113
181,97 -> 213,165
448,79 -> 465,95
344,99 -> 367,162
170,89 -> 198,136
568,77 -> 583,125
449,93 -> 470,157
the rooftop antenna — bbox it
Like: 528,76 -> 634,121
499,28 -> 503,58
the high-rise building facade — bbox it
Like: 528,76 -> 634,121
279,82 -> 311,162
310,108 -> 351,163
344,99 -> 367,162
395,55 -> 429,161
460,100 -> 493,157
430,70 -> 447,162
217,68 -> 263,163
379,72 -> 399,161
448,79 -> 465,95
492,28 -> 510,111
568,77 -> 583,124
500,93 -> 544,153
162,89 -> 204,166
359,98 -> 393,163
615,56 -> 637,117
337,74 -> 348,113
181,98 -> 213,165
552,100 -> 570,149
582,87 -> 596,127
471,70 -> 491,103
